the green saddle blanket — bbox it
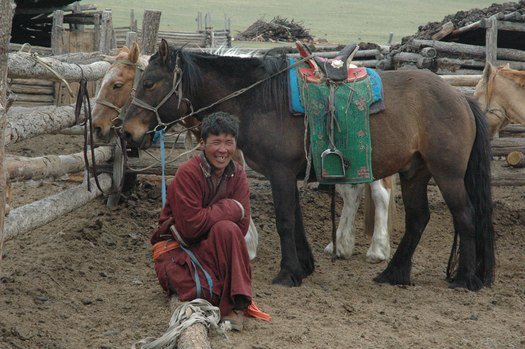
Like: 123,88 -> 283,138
301,78 -> 374,184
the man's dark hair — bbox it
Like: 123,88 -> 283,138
200,111 -> 239,141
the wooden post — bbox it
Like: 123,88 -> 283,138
93,12 -> 101,51
484,16 -> 498,65
99,9 -> 114,54
0,0 -> 15,274
141,9 -> 162,55
130,9 -> 137,32
51,10 -> 65,55
197,12 -> 203,32
126,31 -> 137,48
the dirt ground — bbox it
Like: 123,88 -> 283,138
1,133 -> 524,349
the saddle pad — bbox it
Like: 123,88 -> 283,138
287,57 -> 384,115
301,77 -> 374,184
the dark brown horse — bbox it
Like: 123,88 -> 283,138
122,39 -> 495,291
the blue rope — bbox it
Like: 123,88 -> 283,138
181,245 -> 214,299
155,129 -> 167,207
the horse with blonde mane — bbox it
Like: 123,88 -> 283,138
474,62 -> 525,136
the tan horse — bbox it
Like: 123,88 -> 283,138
474,62 -> 525,136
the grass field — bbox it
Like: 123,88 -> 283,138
92,0 -> 500,44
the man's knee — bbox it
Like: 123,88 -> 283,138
209,220 -> 243,240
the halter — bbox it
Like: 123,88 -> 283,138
131,55 -> 190,133
483,66 -> 510,123
95,58 -> 145,129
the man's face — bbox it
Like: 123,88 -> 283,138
201,133 -> 237,176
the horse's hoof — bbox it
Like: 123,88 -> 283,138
272,270 -> 302,287
324,242 -> 352,259
448,275 -> 483,291
373,266 -> 411,286
365,248 -> 389,264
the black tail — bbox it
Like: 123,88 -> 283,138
464,97 -> 496,286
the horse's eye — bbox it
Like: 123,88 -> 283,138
113,82 -> 123,90
143,80 -> 154,89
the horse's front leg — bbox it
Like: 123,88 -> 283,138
268,170 -> 313,287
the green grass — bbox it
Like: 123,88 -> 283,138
91,0 -> 500,44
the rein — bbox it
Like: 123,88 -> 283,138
74,64 -> 110,194
130,53 -> 315,134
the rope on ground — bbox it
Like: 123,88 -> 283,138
131,299 -> 222,349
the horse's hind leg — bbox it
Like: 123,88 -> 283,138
324,184 -> 364,258
374,168 -> 431,286
433,176 -> 482,291
366,179 -> 391,263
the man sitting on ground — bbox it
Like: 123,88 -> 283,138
151,111 -> 252,331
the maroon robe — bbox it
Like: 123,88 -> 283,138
152,153 -> 252,316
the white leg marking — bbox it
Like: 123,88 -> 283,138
324,184 -> 364,258
366,180 -> 391,263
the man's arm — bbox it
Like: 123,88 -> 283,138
171,162 -> 244,243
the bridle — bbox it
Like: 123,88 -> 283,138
482,66 -> 510,123
130,54 -> 194,133
95,58 -> 145,132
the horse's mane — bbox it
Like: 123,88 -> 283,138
499,65 -> 525,87
152,46 -> 289,115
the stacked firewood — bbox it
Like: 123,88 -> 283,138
235,17 -> 313,42
378,5 -> 525,74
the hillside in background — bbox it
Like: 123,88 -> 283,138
90,0 -> 499,44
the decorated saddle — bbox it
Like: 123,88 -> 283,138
287,42 -> 385,184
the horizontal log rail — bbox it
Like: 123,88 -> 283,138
5,102 -> 94,145
4,173 -> 112,241
6,146 -> 113,181
7,52 -> 110,81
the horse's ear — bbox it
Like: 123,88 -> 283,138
119,46 -> 130,54
482,62 -> 493,82
159,39 -> 170,64
129,42 -> 140,64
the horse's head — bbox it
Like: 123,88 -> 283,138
122,39 -> 197,149
474,62 -> 525,136
92,42 -> 147,141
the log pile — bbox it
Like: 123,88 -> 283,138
235,17 -> 313,42
378,3 -> 525,74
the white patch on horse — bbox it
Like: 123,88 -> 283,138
324,184 -> 364,258
366,180 -> 391,263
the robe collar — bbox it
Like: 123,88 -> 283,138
199,152 -> 236,179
